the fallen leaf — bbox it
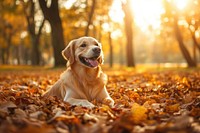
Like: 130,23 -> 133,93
130,103 -> 148,124
14,108 -> 27,118
0,69 -> 200,132
165,103 -> 180,113
29,111 -> 47,120
0,101 -> 17,113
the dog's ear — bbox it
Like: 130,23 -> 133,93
62,40 -> 76,65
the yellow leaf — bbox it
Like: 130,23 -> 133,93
130,103 -> 147,124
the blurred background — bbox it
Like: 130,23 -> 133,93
0,0 -> 200,68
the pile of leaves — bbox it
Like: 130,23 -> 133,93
0,68 -> 200,133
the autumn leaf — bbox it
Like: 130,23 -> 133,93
130,103 -> 148,124
0,69 -> 200,133
165,103 -> 180,113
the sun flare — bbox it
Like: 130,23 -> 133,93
130,0 -> 164,31
173,0 -> 189,10
109,0 -> 190,32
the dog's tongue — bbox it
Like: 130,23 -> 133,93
88,59 -> 98,67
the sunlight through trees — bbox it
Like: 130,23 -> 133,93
0,0 -> 200,67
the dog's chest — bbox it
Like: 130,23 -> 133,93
81,80 -> 103,101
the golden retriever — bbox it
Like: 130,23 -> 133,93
43,36 -> 114,108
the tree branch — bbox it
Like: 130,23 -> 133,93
38,0 -> 51,21
188,25 -> 200,52
21,0 -> 35,35
85,0 -> 96,36
36,18 -> 45,39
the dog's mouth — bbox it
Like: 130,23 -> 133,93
79,56 -> 99,68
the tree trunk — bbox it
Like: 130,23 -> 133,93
30,20 -> 44,66
193,42 -> 197,63
0,49 -> 6,64
30,36 -> 40,65
188,26 -> 200,63
24,47 -> 30,65
108,31 -> 113,67
173,15 -> 196,67
5,36 -> 12,64
22,0 -> 45,65
85,0 -> 96,36
98,20 -> 102,42
50,21 -> 66,66
122,0 -> 135,67
39,0 -> 65,67
15,45 -> 20,65
118,38 -> 124,65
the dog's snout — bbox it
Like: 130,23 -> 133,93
92,47 -> 101,54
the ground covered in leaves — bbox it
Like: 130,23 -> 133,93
0,67 -> 200,133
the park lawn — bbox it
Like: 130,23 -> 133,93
0,66 -> 200,133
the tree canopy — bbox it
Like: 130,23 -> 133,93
0,0 -> 200,67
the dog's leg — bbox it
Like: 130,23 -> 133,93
97,86 -> 115,107
43,80 -> 65,99
64,97 -> 95,108
103,97 -> 115,107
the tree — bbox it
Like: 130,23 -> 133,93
185,1 -> 200,63
21,0 -> 45,65
39,0 -> 65,66
0,20 -> 13,64
162,0 -> 197,67
108,31 -> 113,67
173,14 -> 196,67
0,1 -> 26,64
122,0 -> 135,67
85,0 -> 96,36
187,22 -> 200,62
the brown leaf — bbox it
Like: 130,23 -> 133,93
29,111 -> 47,120
1,69 -> 200,132
0,101 -> 17,114
15,125 -> 56,133
165,103 -> 180,113
14,108 -> 27,118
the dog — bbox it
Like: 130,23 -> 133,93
43,36 -> 114,108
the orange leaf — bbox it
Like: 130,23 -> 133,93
130,103 -> 148,124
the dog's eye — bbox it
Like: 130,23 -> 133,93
80,43 -> 87,47
94,43 -> 99,46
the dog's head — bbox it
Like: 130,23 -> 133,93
62,36 -> 104,68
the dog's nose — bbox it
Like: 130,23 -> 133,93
92,47 -> 101,54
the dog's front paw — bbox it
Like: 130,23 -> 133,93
78,100 -> 95,109
103,98 -> 114,107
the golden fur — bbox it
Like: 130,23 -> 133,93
43,37 -> 114,108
